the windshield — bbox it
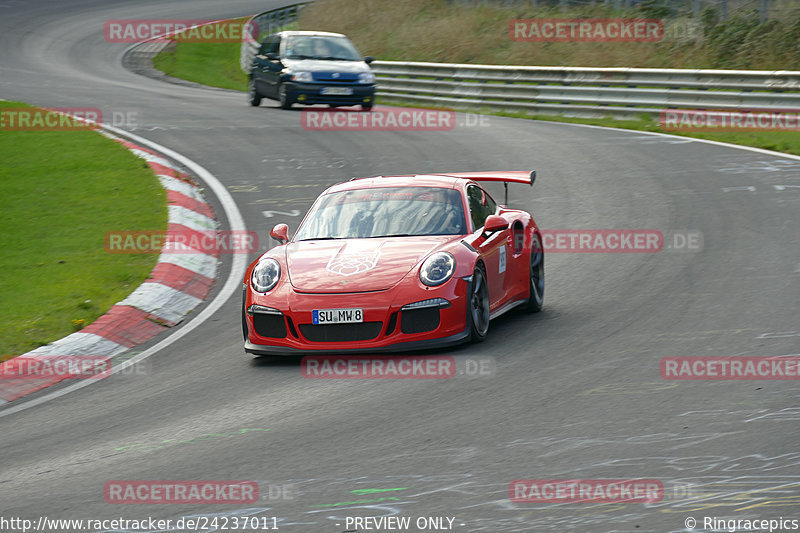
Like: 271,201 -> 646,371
294,187 -> 467,241
284,35 -> 363,61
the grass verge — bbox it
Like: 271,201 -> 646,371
0,101 -> 167,358
152,18 -> 251,91
299,0 -> 800,69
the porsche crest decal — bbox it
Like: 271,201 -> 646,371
326,250 -> 381,276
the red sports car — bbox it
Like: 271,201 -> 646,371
242,171 -> 544,355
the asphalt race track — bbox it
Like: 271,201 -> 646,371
1,1 -> 798,531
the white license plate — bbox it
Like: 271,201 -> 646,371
313,308 -> 363,324
321,86 -> 353,95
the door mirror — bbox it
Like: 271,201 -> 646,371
364,56 -> 374,64
265,52 -> 279,61
270,223 -> 289,244
483,215 -> 508,234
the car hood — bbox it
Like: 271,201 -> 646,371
282,58 -> 371,74
285,237 -> 455,293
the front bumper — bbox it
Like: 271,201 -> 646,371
244,329 -> 469,356
284,81 -> 375,106
244,275 -> 471,355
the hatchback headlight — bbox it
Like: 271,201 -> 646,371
358,71 -> 376,84
291,71 -> 313,82
419,252 -> 455,287
251,258 -> 281,293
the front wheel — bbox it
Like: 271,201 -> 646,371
278,84 -> 292,109
248,79 -> 262,107
467,265 -> 490,342
361,104 -> 373,111
524,234 -> 545,313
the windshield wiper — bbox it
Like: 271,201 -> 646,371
296,236 -> 343,241
316,56 -> 356,61
287,54 -> 315,60
369,233 -> 413,238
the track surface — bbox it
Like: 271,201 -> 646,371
1,1 -> 798,531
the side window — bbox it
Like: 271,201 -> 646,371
259,36 -> 280,55
270,36 -> 281,55
467,185 -> 497,231
258,37 -> 272,55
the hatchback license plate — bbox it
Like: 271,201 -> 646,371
313,308 -> 363,324
321,86 -> 353,95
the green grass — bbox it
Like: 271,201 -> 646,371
0,101 -> 167,358
298,0 -> 800,69
152,18 -> 251,91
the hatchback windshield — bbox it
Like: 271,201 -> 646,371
294,187 -> 467,240
284,35 -> 363,61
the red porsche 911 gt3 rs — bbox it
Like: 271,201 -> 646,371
242,171 -> 544,355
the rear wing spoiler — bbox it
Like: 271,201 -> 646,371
436,171 -> 536,205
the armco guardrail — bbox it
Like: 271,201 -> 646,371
371,61 -> 800,119
237,4 -> 800,119
240,2 -> 311,73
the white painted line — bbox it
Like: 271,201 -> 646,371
168,205 -> 216,231
119,282 -> 203,325
540,120 -> 800,162
0,125 -> 248,418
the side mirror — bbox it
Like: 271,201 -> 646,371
270,223 -> 289,244
364,56 -> 374,64
483,215 -> 509,234
265,52 -> 279,61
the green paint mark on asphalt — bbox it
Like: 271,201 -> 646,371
350,488 -> 408,495
309,496 -> 403,508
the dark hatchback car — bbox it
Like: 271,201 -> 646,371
248,31 -> 376,111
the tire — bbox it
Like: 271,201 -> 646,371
467,264 -> 490,342
278,84 -> 292,109
361,104 -> 373,111
524,233 -> 545,313
248,78 -> 262,107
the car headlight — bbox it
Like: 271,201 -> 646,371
419,252 -> 455,287
291,71 -> 313,82
251,258 -> 281,293
358,71 -> 376,84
